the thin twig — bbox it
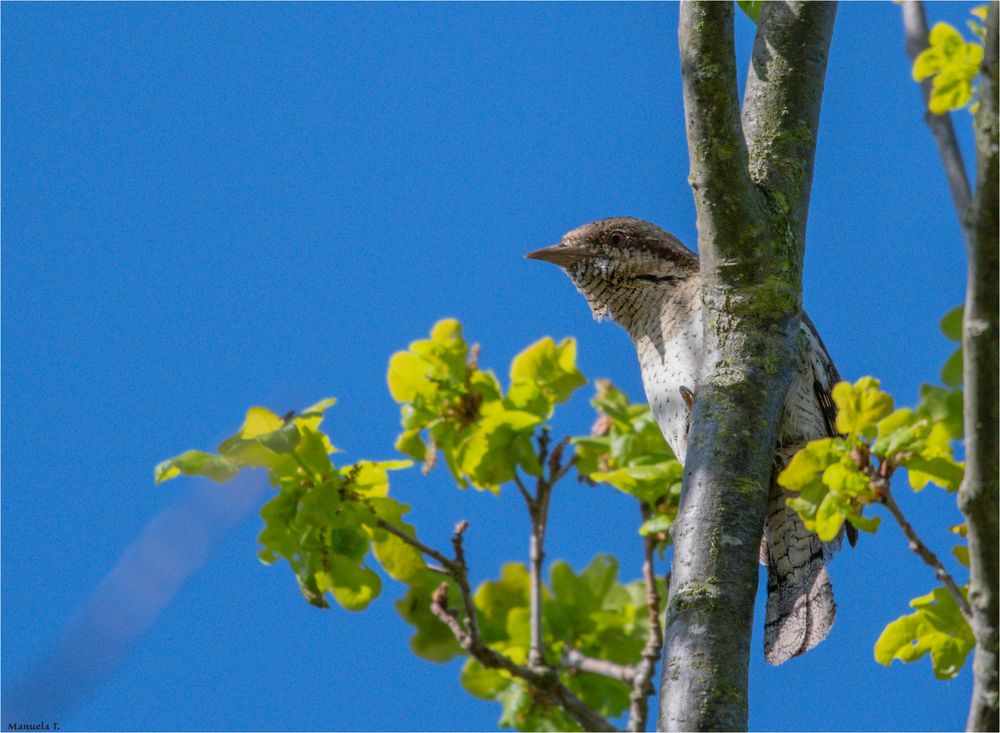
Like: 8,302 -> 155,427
375,459 -> 615,729
561,647 -> 636,684
879,485 -> 974,623
448,520 -> 481,642
901,0 -> 974,242
429,527 -> 618,733
553,453 -> 578,485
512,471 -> 533,505
526,435 -> 561,670
627,505 -> 666,732
374,518 -> 457,571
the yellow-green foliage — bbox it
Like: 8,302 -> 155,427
912,9 -> 988,114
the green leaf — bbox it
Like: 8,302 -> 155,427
873,408 -> 931,458
154,449 -> 239,484
778,437 -> 844,492
497,681 -> 579,732
821,459 -> 870,497
814,491 -> 848,542
368,498 -> 426,583
505,380 -> 551,419
457,411 -> 543,491
293,425 -> 335,477
639,514 -> 673,536
394,429 -> 427,461
781,437 -> 875,540
565,671 -> 630,720
901,422 -> 964,491
905,455 -> 965,492
509,336 -> 586,408
590,461 -> 682,504
319,555 -> 381,611
395,572 -> 462,662
833,377 -> 894,439
940,306 -> 964,342
344,460 -> 412,498
474,563 -> 530,644
917,384 -> 964,440
233,406 -> 285,440
940,348 -> 963,387
875,586 -> 974,680
913,46 -> 947,81
387,351 -> 435,403
257,489 -> 301,564
929,68 -> 975,114
548,556 -> 620,635
461,658 -> 511,699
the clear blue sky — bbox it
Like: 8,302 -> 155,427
2,2 -> 978,730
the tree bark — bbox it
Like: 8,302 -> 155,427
659,3 -> 835,731
962,5 -> 999,731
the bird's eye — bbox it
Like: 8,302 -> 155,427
608,231 -> 625,246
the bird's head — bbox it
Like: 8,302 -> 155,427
526,217 -> 698,323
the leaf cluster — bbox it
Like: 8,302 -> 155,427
572,381 -> 682,547
457,556 -> 662,729
388,319 -> 585,491
157,319 -> 678,731
913,11 -> 988,114
156,400 -> 421,610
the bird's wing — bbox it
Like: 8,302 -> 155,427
802,312 -> 841,440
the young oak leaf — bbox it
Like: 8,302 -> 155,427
833,377 -> 894,439
509,336 -> 587,410
875,586 -> 974,680
154,449 -> 239,484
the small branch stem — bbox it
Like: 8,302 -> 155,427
427,523 -> 617,732
879,486 -> 974,623
628,505 -> 666,733
512,471 -> 533,505
561,647 -> 636,683
377,449 -> 614,730
373,518 -> 456,571
525,434 -> 561,670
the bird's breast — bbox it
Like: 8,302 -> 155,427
634,320 -> 700,464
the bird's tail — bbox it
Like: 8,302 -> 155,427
760,485 -> 836,665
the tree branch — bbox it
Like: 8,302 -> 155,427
374,518 -> 457,572
527,474 -> 552,669
627,509 -> 665,733
743,1 -> 838,243
678,0 -> 761,256
561,647 -> 636,684
663,3 -> 837,730
961,4 -> 999,730
428,527 -> 618,733
900,1 -> 974,242
378,511 -> 615,730
878,485 -> 973,623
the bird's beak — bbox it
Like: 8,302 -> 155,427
525,243 -> 590,268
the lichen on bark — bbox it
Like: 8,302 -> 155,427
659,3 -> 836,731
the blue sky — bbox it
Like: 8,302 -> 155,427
2,2 -> 979,731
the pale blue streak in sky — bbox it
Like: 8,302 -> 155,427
2,3 -> 977,730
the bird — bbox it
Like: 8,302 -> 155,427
526,216 -> 853,664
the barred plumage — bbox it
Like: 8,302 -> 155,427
528,216 -> 851,664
